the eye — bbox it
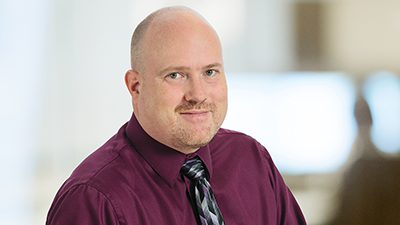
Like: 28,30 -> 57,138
168,72 -> 181,79
165,72 -> 186,85
205,69 -> 216,76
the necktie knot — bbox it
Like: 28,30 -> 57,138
181,157 -> 206,181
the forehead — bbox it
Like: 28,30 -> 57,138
148,10 -> 212,37
141,11 -> 222,63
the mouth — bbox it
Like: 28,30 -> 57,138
175,102 -> 216,119
179,110 -> 210,116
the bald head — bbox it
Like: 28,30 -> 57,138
125,6 -> 226,153
130,6 -> 220,73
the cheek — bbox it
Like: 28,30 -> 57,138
147,85 -> 183,111
212,83 -> 228,103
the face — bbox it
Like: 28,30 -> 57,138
129,12 -> 228,154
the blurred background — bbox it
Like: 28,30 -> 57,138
1,0 -> 400,224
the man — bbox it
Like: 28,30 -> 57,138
46,6 -> 306,225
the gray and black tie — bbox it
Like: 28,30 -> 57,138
181,157 -> 225,225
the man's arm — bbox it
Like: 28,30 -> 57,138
260,143 -> 307,224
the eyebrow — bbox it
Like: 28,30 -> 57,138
158,66 -> 190,76
203,63 -> 222,70
158,63 -> 223,76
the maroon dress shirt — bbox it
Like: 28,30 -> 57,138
46,113 -> 306,224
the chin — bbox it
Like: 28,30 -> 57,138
172,128 -> 216,150
191,128 -> 218,144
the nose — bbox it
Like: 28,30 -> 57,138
184,75 -> 207,103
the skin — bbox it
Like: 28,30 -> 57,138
125,8 -> 228,154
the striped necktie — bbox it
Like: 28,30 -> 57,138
181,157 -> 225,225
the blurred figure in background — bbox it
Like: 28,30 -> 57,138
329,92 -> 400,225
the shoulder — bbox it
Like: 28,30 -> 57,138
212,128 -> 266,149
209,128 -> 282,190
210,127 -> 273,161
47,183 -> 120,224
47,125 -> 134,224
213,127 -> 257,143
58,124 -> 134,198
215,127 -> 248,136
71,137 -> 130,185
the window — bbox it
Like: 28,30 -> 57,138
364,71 -> 400,154
223,72 -> 357,173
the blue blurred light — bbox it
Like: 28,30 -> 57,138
363,71 -> 400,154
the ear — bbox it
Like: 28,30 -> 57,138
125,69 -> 141,103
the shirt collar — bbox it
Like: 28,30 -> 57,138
125,112 -> 213,188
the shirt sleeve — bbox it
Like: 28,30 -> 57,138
260,144 -> 307,224
46,184 -> 120,225
276,180 -> 307,225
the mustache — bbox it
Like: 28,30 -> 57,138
175,100 -> 216,113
